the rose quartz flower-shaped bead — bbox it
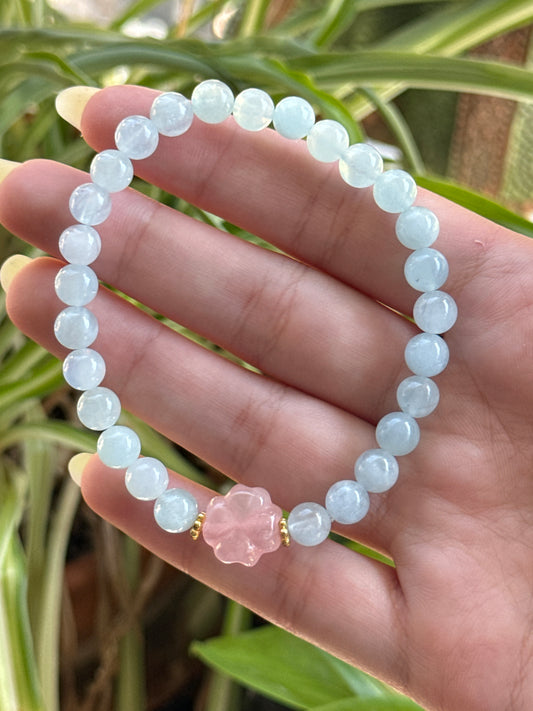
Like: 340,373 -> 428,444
202,485 -> 283,566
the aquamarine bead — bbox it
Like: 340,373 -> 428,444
273,96 -> 315,139
115,115 -> 159,159
413,290 -> 457,334
404,248 -> 449,292
191,79 -> 234,124
355,448 -> 399,493
77,386 -> 121,430
232,88 -> 274,131
54,264 -> 99,306
307,120 -> 349,163
325,480 -> 369,524
404,333 -> 449,377
288,502 -> 331,546
126,457 -> 169,501
373,169 -> 417,213
63,348 -> 105,390
376,412 -> 420,456
154,488 -> 199,533
90,149 -> 133,193
59,225 -> 101,265
339,143 -> 383,188
150,92 -> 193,136
69,183 -> 111,225
97,426 -> 141,469
397,376 -> 439,418
54,306 -> 98,349
396,206 -> 439,249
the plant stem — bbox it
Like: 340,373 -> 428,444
239,0 -> 270,37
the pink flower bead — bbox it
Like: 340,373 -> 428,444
202,485 -> 283,566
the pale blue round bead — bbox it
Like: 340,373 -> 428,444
97,426 -> 141,469
232,88 -> 274,131
191,79 -> 234,124
355,448 -> 399,493
373,169 -> 417,213
90,149 -> 133,193
307,120 -> 349,163
150,92 -> 193,137
413,290 -> 457,334
325,480 -> 369,524
54,264 -> 98,306
397,376 -> 439,418
126,457 -> 169,501
404,248 -> 449,292
59,225 -> 101,265
339,143 -> 383,188
115,115 -> 159,159
54,306 -> 98,349
63,348 -> 105,390
287,502 -> 331,546
69,183 -> 111,225
273,96 -> 315,139
154,488 -> 199,533
404,333 -> 449,377
376,412 -> 420,456
396,206 -> 439,249
77,386 -> 121,430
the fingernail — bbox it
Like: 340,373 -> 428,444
0,254 -> 32,292
55,86 -> 100,130
68,452 -> 93,486
0,159 -> 20,184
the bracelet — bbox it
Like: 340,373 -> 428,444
54,80 -> 456,566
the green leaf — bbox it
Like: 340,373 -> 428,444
191,624 -> 397,709
311,696 -> 424,710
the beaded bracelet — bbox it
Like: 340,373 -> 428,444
54,80 -> 456,566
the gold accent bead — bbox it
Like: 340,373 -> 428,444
279,517 -> 290,547
190,512 -> 206,540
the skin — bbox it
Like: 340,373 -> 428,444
1,85 -> 533,710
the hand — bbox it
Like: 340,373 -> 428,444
1,85 -> 532,711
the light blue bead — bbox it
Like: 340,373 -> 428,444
54,306 -> 98,349
373,169 -> 417,213
90,149 -> 133,193
404,248 -> 449,292
150,92 -> 193,136
154,488 -> 199,532
339,143 -> 383,188
376,412 -> 420,456
325,480 -> 369,524
396,206 -> 439,249
397,376 -> 439,418
59,224 -> 101,265
191,79 -> 234,124
126,457 -> 169,501
404,333 -> 449,377
307,120 -> 349,163
69,183 -> 111,225
97,426 -> 141,469
273,96 -> 315,139
77,386 -> 121,430
63,348 -> 105,390
232,88 -> 274,131
288,502 -> 331,546
115,115 -> 159,159
355,448 -> 399,493
54,264 -> 98,306
413,290 -> 457,334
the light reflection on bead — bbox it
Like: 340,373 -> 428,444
54,306 -> 98,349
325,480 -> 370,524
339,143 -> 383,188
55,264 -> 99,306
90,149 -> 133,193
63,348 -> 105,390
77,386 -> 121,430
59,224 -> 101,265
115,115 -> 159,159
413,290 -> 458,334
154,488 -> 199,532
397,375 -> 439,418
404,248 -> 449,292
376,412 -> 420,456
97,425 -> 141,469
69,183 -> 111,225
396,206 -> 439,249
373,169 -> 417,213
355,448 -> 399,493
150,92 -> 194,136
126,457 -> 169,500
287,502 -> 331,546
307,120 -> 349,163
232,88 -> 274,131
191,79 -> 234,124
405,333 -> 449,377
273,96 -> 315,139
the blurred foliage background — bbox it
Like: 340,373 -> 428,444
1,1 -> 533,710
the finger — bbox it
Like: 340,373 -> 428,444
0,159 -> 417,423
81,454 -> 404,689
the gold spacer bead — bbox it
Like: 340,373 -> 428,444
279,517 -> 290,547
190,511 -> 206,541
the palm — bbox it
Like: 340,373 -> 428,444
1,85 -> 532,711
